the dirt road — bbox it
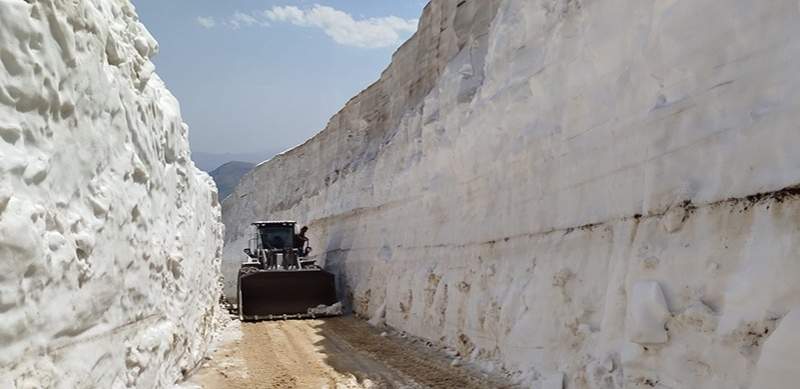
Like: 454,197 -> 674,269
183,316 -> 515,389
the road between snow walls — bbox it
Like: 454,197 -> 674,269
0,1 -> 224,388
223,0 -> 800,388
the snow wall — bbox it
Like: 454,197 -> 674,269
223,0 -> 800,388
0,1 -> 224,388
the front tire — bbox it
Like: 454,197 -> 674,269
237,267 -> 259,322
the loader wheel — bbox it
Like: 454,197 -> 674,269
237,280 -> 244,321
237,267 -> 259,322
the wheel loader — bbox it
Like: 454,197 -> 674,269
236,221 -> 340,321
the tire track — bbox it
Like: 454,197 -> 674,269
183,316 -> 516,389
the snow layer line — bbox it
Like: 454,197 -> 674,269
223,0 -> 800,388
0,1 -> 224,388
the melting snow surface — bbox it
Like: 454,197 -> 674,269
0,1 -> 224,388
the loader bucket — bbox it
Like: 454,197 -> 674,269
237,270 -> 338,320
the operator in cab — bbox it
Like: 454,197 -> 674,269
294,226 -> 310,256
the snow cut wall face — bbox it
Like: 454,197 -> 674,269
223,0 -> 800,388
0,1 -> 224,388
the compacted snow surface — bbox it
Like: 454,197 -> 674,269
0,1 -> 224,388
223,0 -> 800,388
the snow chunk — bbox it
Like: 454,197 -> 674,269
661,205 -> 688,233
751,309 -> 800,388
308,302 -> 343,316
627,281 -> 671,344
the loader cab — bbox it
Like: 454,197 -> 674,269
244,221 -> 308,270
257,221 -> 295,250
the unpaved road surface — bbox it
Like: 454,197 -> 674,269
184,316 -> 516,389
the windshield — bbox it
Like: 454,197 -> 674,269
259,226 -> 294,249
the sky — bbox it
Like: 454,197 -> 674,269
132,0 -> 428,155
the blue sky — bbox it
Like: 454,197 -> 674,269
132,0 -> 427,154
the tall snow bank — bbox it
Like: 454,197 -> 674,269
223,0 -> 800,388
0,1 -> 223,388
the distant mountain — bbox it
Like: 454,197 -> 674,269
192,150 -> 278,172
209,161 -> 256,200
